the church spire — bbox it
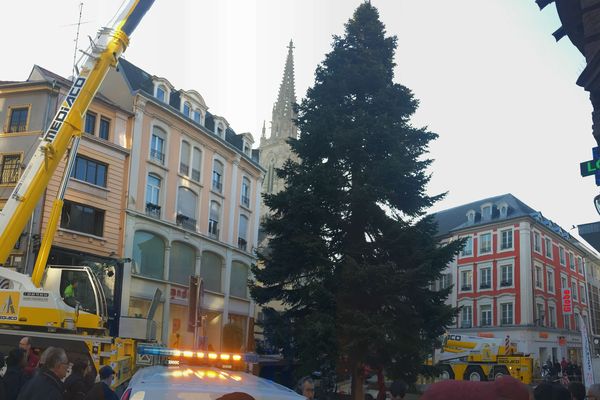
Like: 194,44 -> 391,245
270,39 -> 297,140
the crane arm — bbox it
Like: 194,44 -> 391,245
0,0 -> 155,273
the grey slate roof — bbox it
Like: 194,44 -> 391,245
117,58 -> 259,165
432,193 -> 538,237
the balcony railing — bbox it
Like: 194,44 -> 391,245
208,220 -> 219,238
0,163 -> 20,184
212,179 -> 222,192
479,283 -> 491,289
500,280 -> 512,287
176,214 -> 196,231
238,237 -> 247,251
145,203 -> 161,219
150,149 -> 165,163
180,162 -> 189,175
241,195 -> 250,207
461,285 -> 472,291
8,123 -> 27,133
192,169 -> 200,182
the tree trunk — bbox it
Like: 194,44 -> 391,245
351,364 -> 365,400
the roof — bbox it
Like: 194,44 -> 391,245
128,366 -> 303,400
117,58 -> 261,166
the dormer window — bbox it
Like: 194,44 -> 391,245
467,210 -> 475,224
481,205 -> 492,220
193,110 -> 202,124
183,102 -> 191,118
156,85 -> 166,102
243,141 -> 251,156
217,124 -> 224,138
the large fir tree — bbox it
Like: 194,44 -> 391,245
251,3 -> 463,399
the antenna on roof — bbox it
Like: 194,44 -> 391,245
72,2 -> 84,79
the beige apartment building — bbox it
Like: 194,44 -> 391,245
99,58 -> 263,350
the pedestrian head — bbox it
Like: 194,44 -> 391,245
297,376 -> 315,400
71,359 -> 88,375
6,348 -> 26,368
568,381 -> 586,400
99,365 -> 115,385
217,394 -> 256,400
19,336 -> 32,354
534,382 -> 571,400
390,380 -> 407,399
587,384 -> 600,400
43,347 -> 69,379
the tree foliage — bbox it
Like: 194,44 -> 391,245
251,2 -> 463,396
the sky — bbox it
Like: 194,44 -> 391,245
1,0 -> 597,242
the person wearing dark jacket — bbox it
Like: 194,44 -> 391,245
64,360 -> 91,400
83,366 -> 118,400
17,347 -> 69,400
4,348 -> 27,400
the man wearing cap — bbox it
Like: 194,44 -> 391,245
83,365 -> 118,400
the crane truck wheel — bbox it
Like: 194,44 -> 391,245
463,366 -> 486,381
491,366 -> 510,380
437,364 -> 454,380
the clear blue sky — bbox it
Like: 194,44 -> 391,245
0,0 -> 596,240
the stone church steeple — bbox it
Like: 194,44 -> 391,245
259,40 -> 299,218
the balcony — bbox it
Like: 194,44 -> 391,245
176,213 -> 196,231
241,195 -> 250,207
500,280 -> 512,287
208,220 -> 219,239
461,285 -> 472,291
180,162 -> 189,176
150,149 -> 165,164
238,237 -> 247,251
192,169 -> 200,182
8,123 -> 27,133
479,283 -> 491,290
145,203 -> 161,219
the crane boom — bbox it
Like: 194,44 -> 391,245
0,0 -> 154,270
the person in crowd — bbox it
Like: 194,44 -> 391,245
389,380 -> 406,400
533,382 -> 570,400
18,337 -> 39,379
561,357 -> 568,373
568,381 -> 586,400
17,347 -> 69,400
63,281 -> 78,307
3,348 -> 26,400
420,375 -> 531,400
586,384 -> 600,400
297,376 -> 315,400
83,365 -> 118,400
64,359 -> 91,400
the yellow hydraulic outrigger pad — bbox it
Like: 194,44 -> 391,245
0,0 -> 154,285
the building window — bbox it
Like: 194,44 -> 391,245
192,147 -> 201,182
85,112 -> 97,135
549,305 -> 556,327
460,270 -> 472,291
7,107 -> 28,133
460,236 -> 473,257
479,267 -> 491,289
535,265 -> 543,289
575,313 -> 580,330
561,276 -> 567,290
209,201 -> 221,239
500,303 -> 513,325
132,231 -> 165,280
60,200 -> 104,237
169,241 -> 195,285
0,154 -> 21,184
534,231 -> 541,253
499,205 -> 508,218
569,253 -> 575,271
559,247 -> 566,266
71,156 -> 107,187
99,117 -> 110,140
156,85 -> 166,102
212,160 -> 224,193
577,257 -> 583,274
238,214 -> 248,251
479,232 -> 492,255
461,305 -> 472,328
193,110 -> 202,124
180,141 -> 190,176
216,124 -> 224,138
201,251 -> 222,292
183,102 -> 191,118
441,273 -> 452,290
500,228 -> 513,250
241,177 -> 251,207
480,304 -> 492,327
230,261 -> 249,299
572,281 -> 578,301
545,238 -> 552,259
145,174 -> 161,218
500,264 -> 513,287
581,283 -> 587,304
176,187 -> 197,231
150,127 -> 166,164
547,269 -> 555,293
481,205 -> 492,220
564,315 -> 570,330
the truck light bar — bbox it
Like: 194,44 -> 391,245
137,346 -> 257,364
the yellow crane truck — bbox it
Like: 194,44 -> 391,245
0,0 -> 156,388
435,334 -> 533,384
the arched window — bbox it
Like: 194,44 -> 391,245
212,160 -> 224,193
209,201 -> 221,239
156,85 -> 167,102
238,215 -> 248,251
241,177 -> 250,207
191,147 -> 202,182
169,241 -> 196,285
180,141 -> 190,175
177,187 -> 197,230
133,231 -> 165,279
145,174 -> 161,218
183,102 -> 191,117
230,261 -> 248,298
201,251 -> 222,292
150,126 -> 166,164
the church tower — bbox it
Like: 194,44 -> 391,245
259,40 -> 298,218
